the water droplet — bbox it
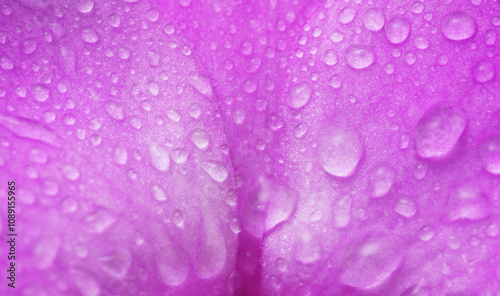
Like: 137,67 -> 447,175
472,60 -> 495,83
322,49 -> 338,66
317,118 -> 364,177
179,0 -> 191,7
190,129 -> 209,149
363,8 -> 385,32
0,57 -> 13,70
246,57 -> 262,73
98,248 -> 132,279
411,1 -> 424,14
480,136 -> 500,175
340,233 -> 403,288
447,183 -> 489,222
73,270 -> 100,296
189,75 -> 213,99
149,143 -> 170,172
395,197 -> 416,218
146,9 -> 159,22
328,74 -> 342,88
0,113 -> 61,147
385,17 -> 411,44
22,39 -> 37,54
171,148 -> 188,164
418,225 -> 435,241
414,36 -> 429,49
487,222 -> 499,237
369,163 -> 395,198
29,149 -> 48,164
441,11 -> 477,41
275,257 -> 288,272
34,236 -> 61,269
230,218 -> 241,234
86,209 -> 116,233
345,45 -> 375,69
339,7 -> 356,24
33,85 -> 49,102
62,165 -> 80,180
113,147 -> 127,165
414,105 -> 467,159
109,14 -> 121,27
485,29 -> 496,46
295,230 -> 321,264
105,102 -> 125,120
172,210 -> 185,227
151,184 -> 167,201
287,82 -> 312,109
77,0 -> 94,13
201,161 -> 228,182
330,30 -> 345,42
82,28 -> 99,43
157,240 -> 189,286
333,195 -> 352,228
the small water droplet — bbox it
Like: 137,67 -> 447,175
172,210 -> 185,227
346,45 -> 375,69
322,49 -> 338,66
151,184 -> 167,201
201,161 -> 228,182
77,0 -> 94,13
472,60 -> 495,83
149,143 -> 170,172
385,17 -> 411,44
395,197 -> 416,218
190,129 -> 209,149
82,28 -> 99,43
114,147 -> 127,165
105,102 -> 125,120
62,165 -> 80,180
22,39 -> 37,54
418,225 -> 435,241
479,136 -> 500,175
363,8 -> 385,32
414,36 -> 429,49
369,163 -> 395,198
33,85 -> 49,102
287,82 -> 312,109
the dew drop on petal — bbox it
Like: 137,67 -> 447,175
414,105 -> 467,159
441,11 -> 477,41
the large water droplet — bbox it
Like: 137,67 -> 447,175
201,161 -> 228,182
385,17 -> 411,44
345,45 -> 375,69
363,8 -> 385,32
414,105 -> 467,159
472,60 -> 495,83
317,119 -> 364,177
149,143 -> 170,172
340,233 -> 404,288
441,11 -> 477,41
479,136 -> 500,175
33,236 -> 61,269
287,82 -> 312,109
86,209 -> 116,233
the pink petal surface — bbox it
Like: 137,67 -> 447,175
0,0 -> 499,295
